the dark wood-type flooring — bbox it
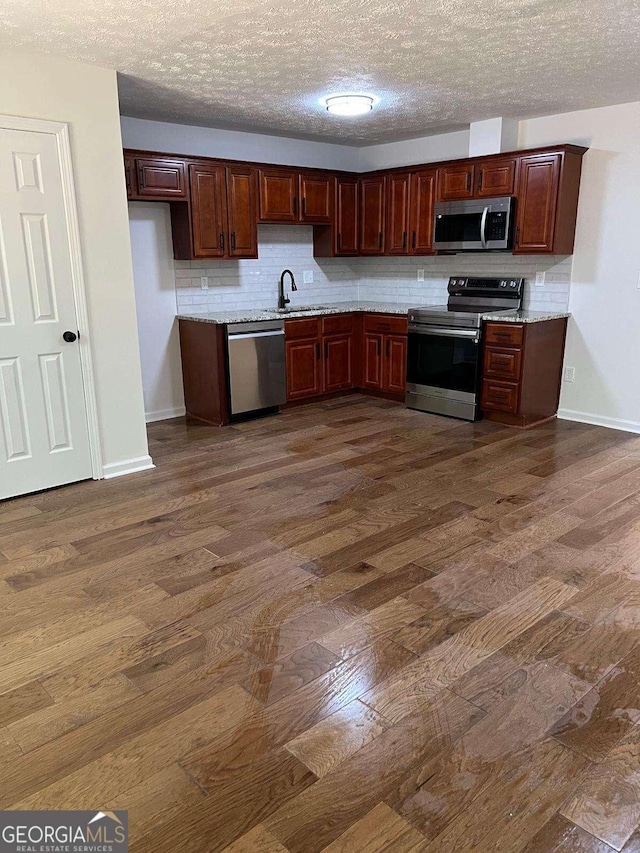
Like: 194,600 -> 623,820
4,396 -> 640,851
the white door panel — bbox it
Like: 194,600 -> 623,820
0,127 -> 92,500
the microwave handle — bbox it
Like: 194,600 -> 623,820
480,206 -> 489,249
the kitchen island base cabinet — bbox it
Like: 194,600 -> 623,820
481,318 -> 568,428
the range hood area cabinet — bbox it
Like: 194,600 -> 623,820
124,143 -> 586,260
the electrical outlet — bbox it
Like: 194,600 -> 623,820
535,272 -> 545,287
303,270 -> 314,284
564,366 -> 576,383
200,276 -> 208,290
417,269 -> 425,282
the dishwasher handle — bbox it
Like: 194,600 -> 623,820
227,329 -> 285,341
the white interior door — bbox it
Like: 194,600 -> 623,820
0,126 -> 93,500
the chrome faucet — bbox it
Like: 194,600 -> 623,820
278,269 -> 297,311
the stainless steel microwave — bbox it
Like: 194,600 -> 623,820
433,196 -> 514,251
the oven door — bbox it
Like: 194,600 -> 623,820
433,197 -> 513,251
406,324 -> 482,420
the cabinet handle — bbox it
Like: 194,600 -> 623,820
231,232 -> 236,251
402,231 -> 407,249
489,389 -> 509,399
515,225 -> 520,246
377,339 -> 381,356
316,342 -> 321,359
337,233 -> 342,251
219,232 -> 225,250
412,230 -> 416,249
138,166 -> 145,188
293,196 -> 298,216
466,172 -> 471,192
378,231 -> 383,249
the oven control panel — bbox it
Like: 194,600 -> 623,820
448,277 -> 524,296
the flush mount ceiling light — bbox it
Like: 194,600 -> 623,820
324,94 -> 375,116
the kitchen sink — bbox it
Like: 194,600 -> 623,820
266,306 -> 332,314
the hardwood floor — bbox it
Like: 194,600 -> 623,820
3,395 -> 640,851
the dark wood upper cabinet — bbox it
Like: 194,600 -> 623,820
475,157 -> 517,197
225,165 -> 258,258
189,164 -> 227,258
360,175 -> 386,255
258,168 -> 299,222
335,177 -> 359,255
513,153 -> 561,254
437,163 -> 474,201
300,173 -> 333,223
136,157 -> 187,198
386,172 -> 411,255
410,168 -> 436,255
124,155 -> 134,198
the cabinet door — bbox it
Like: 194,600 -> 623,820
300,173 -> 333,222
475,157 -> 516,197
323,335 -> 352,392
360,176 -> 386,255
136,157 -> 187,198
386,172 -> 411,255
226,166 -> 257,258
437,163 -> 474,201
124,155 -> 135,198
285,338 -> 322,400
258,168 -> 299,222
335,178 -> 359,255
363,333 -> 383,389
189,164 -> 227,258
514,154 -> 561,253
410,168 -> 436,254
383,335 -> 407,395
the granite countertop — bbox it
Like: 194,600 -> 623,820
480,309 -> 571,324
177,303 -> 571,326
176,301 -> 411,324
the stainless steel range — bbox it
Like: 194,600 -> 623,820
406,276 -> 524,421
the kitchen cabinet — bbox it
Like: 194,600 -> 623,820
188,163 -> 258,259
300,172 -> 333,223
475,157 -> 517,197
386,172 -> 411,255
481,318 -> 568,428
335,177 -> 359,255
362,314 -> 408,397
258,168 -> 299,222
410,168 -> 437,254
360,176 -> 386,254
135,156 -> 187,198
124,155 -> 134,199
285,314 -> 355,399
437,163 -> 474,201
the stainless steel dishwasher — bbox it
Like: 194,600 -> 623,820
226,320 -> 286,417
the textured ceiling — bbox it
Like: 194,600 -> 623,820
1,0 -> 639,144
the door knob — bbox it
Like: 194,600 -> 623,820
62,331 -> 78,343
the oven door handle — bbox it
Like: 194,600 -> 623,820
409,324 -> 480,342
480,205 -> 489,249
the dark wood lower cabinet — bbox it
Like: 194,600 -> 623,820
363,333 -> 383,390
384,335 -> 408,395
285,338 -> 323,400
481,319 -> 568,428
324,335 -> 352,392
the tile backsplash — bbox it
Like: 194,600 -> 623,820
175,225 -> 572,315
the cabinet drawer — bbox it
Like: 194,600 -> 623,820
322,313 -> 353,335
484,323 -> 524,347
363,314 -> 408,335
285,317 -> 320,340
483,346 -> 522,381
481,379 -> 520,414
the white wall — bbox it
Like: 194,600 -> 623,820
519,101 -> 640,432
129,203 -> 185,422
0,51 -> 151,475
121,116 -> 362,172
357,129 -> 471,171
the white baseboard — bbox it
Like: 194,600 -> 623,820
558,408 -> 640,435
145,406 -> 186,423
102,455 -> 155,479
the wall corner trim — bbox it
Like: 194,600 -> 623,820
558,409 -> 640,435
102,455 -> 155,479
145,406 -> 186,423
